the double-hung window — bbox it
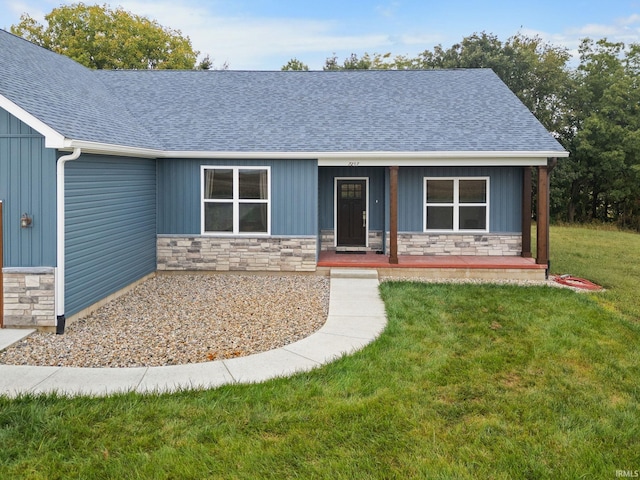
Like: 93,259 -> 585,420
424,177 -> 489,232
202,166 -> 270,234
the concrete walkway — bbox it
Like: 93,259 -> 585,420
0,269 -> 387,397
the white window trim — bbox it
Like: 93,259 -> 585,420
423,177 -> 490,233
201,165 -> 271,235
333,177 -> 369,247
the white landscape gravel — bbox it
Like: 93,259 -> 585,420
0,274 -> 330,368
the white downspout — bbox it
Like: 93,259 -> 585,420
55,147 -> 81,334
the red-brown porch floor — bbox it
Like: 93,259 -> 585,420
317,251 -> 546,270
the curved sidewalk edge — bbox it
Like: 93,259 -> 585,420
0,270 -> 387,398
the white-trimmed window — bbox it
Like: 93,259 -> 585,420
202,166 -> 270,234
424,177 -> 489,232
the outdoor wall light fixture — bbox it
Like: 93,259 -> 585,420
20,213 -> 33,228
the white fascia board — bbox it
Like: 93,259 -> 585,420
59,141 -> 569,164
318,157 -> 548,167
160,150 -> 568,163
0,94 -> 66,148
316,151 -> 568,167
61,140 -> 162,158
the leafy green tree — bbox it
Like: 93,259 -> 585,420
322,53 -> 340,71
554,39 -> 640,227
197,55 -> 213,71
322,52 -> 394,70
281,58 -> 309,71
197,55 -> 229,71
11,3 -> 202,69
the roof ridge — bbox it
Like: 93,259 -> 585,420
94,71 -> 163,149
96,67 -> 497,74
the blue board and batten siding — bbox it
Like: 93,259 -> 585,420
319,166 -> 523,234
0,108 -> 57,267
64,155 -> 157,317
318,167 -> 386,231
395,166 -> 523,233
157,158 -> 318,235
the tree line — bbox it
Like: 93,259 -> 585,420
284,34 -> 640,231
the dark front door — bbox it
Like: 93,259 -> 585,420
337,179 -> 366,247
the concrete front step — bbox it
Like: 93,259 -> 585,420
330,268 -> 379,280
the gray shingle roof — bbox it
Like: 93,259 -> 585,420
0,30 -> 156,149
0,29 -> 566,154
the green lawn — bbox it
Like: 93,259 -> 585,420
548,224 -> 640,322
1,225 -> 639,479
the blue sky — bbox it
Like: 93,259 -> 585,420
1,0 -> 639,69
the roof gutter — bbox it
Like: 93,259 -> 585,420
55,147 -> 81,334
60,140 -> 569,163
161,149 -> 570,160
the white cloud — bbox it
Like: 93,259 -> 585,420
400,32 -> 446,46
519,12 -> 640,67
567,23 -> 621,38
619,13 -> 640,25
114,1 -> 395,69
4,0 -> 48,24
375,1 -> 401,19
113,1 -> 640,69
565,13 -> 640,45
193,18 -> 392,69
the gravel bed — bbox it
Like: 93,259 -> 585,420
0,274 -> 330,368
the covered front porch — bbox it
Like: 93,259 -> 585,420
316,159 -> 556,281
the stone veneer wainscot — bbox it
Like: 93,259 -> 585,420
157,236 -> 317,272
320,230 -> 384,251
2,268 -> 55,328
320,231 -> 522,256
390,233 -> 523,256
